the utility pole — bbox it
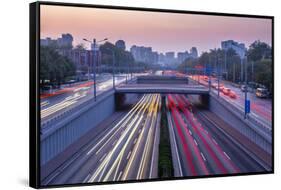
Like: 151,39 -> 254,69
224,50 -> 227,80
251,60 -> 254,82
240,57 -> 243,83
244,56 -> 248,119
83,37 -> 107,102
93,39 -> 97,101
217,52 -> 220,97
112,50 -> 116,89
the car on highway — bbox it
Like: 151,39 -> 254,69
203,76 -> 208,81
223,88 -> 231,95
229,91 -> 237,99
256,88 -> 269,98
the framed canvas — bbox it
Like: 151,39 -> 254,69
30,1 -> 274,188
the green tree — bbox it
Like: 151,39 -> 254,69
40,46 -> 76,88
247,40 -> 272,62
246,41 -> 272,91
74,43 -> 86,50
100,42 -> 136,72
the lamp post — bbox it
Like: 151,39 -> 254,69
83,37 -> 107,101
224,50 -> 227,80
106,48 -> 116,89
244,55 -> 248,119
216,51 -> 220,97
240,56 -> 243,83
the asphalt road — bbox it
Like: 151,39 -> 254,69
41,94 -> 161,186
40,74 -> 130,122
167,94 -> 266,177
190,75 -> 272,128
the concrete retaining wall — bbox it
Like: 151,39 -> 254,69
40,91 -> 116,165
209,94 -> 272,154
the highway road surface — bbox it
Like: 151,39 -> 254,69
167,94 -> 267,177
41,94 -> 161,185
40,74 -> 130,122
189,75 -> 272,128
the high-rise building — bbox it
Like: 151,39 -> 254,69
190,47 -> 198,58
221,40 -> 246,58
115,40 -> 126,50
130,45 -> 158,64
40,33 -> 73,49
165,52 -> 175,64
177,51 -> 190,63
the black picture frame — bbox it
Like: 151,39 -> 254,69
30,1 -> 274,189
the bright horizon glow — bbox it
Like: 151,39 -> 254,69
40,5 -> 272,55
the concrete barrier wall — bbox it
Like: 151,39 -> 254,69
209,94 -> 272,154
137,76 -> 188,84
40,91 -> 116,165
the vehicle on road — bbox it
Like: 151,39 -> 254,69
219,86 -> 224,92
229,91 -> 237,99
256,88 -> 269,98
223,88 -> 231,95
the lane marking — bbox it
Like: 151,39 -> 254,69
133,138 -> 138,144
117,171 -> 123,181
189,130 -> 192,135
193,139 -> 198,146
83,173 -> 91,183
99,153 -> 107,162
112,139 -> 118,146
212,138 -> 218,145
223,151 -> 231,160
126,151 -> 132,160
200,152 -> 206,162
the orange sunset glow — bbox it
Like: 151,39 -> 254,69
40,5 -> 272,53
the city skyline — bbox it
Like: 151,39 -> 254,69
40,5 -> 272,54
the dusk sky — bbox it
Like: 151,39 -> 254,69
40,5 -> 272,55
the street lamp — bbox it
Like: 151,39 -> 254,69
216,51 -> 220,98
244,55 -> 249,119
105,48 -> 116,89
83,37 -> 108,101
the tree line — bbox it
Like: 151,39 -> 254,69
178,41 -> 272,91
40,42 -> 145,89
40,46 -> 76,88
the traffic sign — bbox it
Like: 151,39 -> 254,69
205,66 -> 212,75
245,100 -> 250,113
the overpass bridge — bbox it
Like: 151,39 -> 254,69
116,75 -> 209,94
136,75 -> 189,84
115,84 -> 209,94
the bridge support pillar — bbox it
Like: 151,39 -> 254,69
115,93 -> 126,110
199,94 -> 209,108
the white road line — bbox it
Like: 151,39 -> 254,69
83,173 -> 91,183
223,151 -> 231,160
189,130 -> 192,135
112,139 -> 118,146
126,151 -> 132,160
205,130 -> 209,134
212,138 -> 218,145
117,171 -> 123,181
99,153 -> 107,162
200,152 -> 206,161
193,139 -> 198,146
133,138 -> 138,144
